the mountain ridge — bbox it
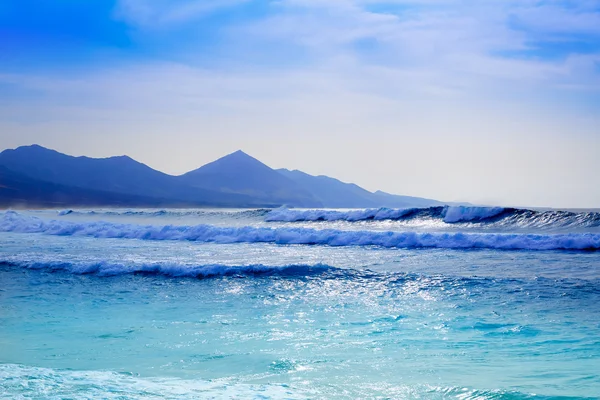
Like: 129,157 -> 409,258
0,165 -> 189,208
277,168 -> 443,208
0,145 -> 267,207
0,145 -> 447,209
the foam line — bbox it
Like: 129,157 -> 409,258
2,211 -> 599,251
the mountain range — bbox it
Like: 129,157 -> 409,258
0,145 -> 445,209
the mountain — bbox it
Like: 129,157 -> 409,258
0,145 -> 264,207
278,169 -> 443,208
0,166 -> 180,208
277,169 -> 379,208
179,150 -> 322,207
0,145 -> 447,209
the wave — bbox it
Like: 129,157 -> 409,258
265,206 -> 600,228
2,211 -> 599,251
57,208 -> 272,218
265,207 -> 419,222
53,207 -> 600,231
442,206 -> 506,222
265,206 -> 506,223
3,364 -> 580,400
0,364 -> 308,399
0,260 -> 337,278
5,260 -> 599,295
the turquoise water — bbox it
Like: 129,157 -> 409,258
1,208 -> 599,399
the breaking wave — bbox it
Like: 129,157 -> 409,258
0,260 -> 337,278
52,206 -> 600,231
0,364 -> 307,399
1,363 -> 577,400
2,211 -> 599,251
57,208 -> 271,218
265,206 -> 507,223
265,206 -> 600,229
442,206 -> 506,223
4,260 -> 599,296
265,207 -> 418,222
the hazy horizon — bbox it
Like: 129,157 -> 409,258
5,143 -> 600,211
1,1 -> 599,208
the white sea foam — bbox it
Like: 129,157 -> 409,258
56,208 -> 270,218
2,211 -> 599,251
266,206 -> 508,223
265,207 -> 416,222
0,364 -> 306,399
50,207 -> 600,230
0,364 -> 550,399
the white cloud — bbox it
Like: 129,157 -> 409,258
112,0 -> 600,94
509,2 -> 600,35
232,0 -> 599,96
114,0 -> 250,26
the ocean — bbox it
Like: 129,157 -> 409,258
1,206 -> 599,399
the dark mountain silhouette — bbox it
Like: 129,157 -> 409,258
0,145 -> 446,208
278,169 -> 443,208
0,145 -> 264,207
180,150 -> 322,207
0,166 -> 181,208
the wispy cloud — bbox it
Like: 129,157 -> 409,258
114,0 -> 251,27
108,0 -> 600,96
229,0 -> 600,97
509,2 -> 600,36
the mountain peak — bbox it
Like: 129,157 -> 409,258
10,144 -> 56,154
184,149 -> 271,178
180,150 -> 321,207
221,149 -> 255,161
1,144 -> 64,161
24,144 -> 45,150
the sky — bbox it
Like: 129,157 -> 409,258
0,0 -> 599,208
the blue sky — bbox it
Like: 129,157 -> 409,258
1,0 -> 599,207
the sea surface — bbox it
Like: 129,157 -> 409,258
1,206 -> 599,399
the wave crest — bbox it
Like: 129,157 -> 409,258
0,259 -> 336,278
265,206 -> 600,229
2,212 -> 599,251
265,207 -> 417,222
2,363 -> 576,400
57,208 -> 271,218
265,206 -> 509,223
442,206 -> 506,223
